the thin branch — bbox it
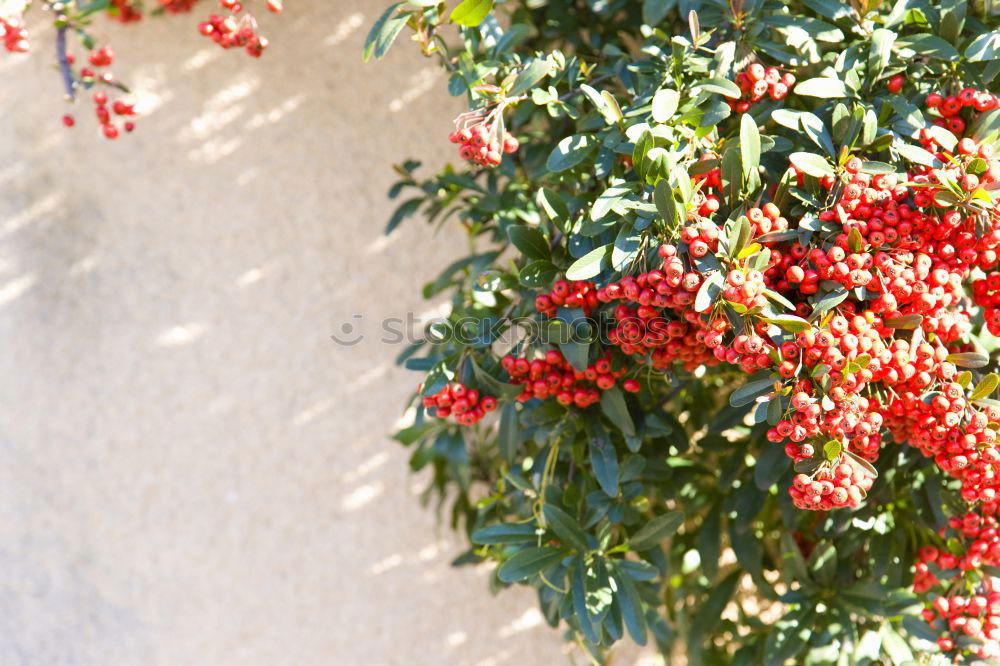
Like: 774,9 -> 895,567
55,26 -> 75,100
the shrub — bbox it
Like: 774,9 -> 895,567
370,1 -> 1000,663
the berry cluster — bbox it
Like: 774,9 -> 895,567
0,16 -> 28,53
914,507 -> 1000,660
502,349 -> 637,406
514,87 -> 1000,518
62,47 -> 138,138
789,457 -> 874,510
973,272 -> 1000,336
534,279 -> 599,317
88,91 -> 137,139
198,0 -> 269,57
423,382 -> 497,426
448,123 -> 519,168
926,88 -> 999,135
730,64 -> 793,112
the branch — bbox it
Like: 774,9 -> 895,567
56,27 -> 75,100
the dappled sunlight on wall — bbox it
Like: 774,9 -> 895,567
0,2 -> 622,666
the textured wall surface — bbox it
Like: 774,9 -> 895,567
0,2 -> 628,664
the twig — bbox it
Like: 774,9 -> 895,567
55,26 -> 75,100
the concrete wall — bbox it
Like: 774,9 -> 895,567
0,2 -> 613,663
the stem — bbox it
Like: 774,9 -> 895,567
56,26 -> 75,100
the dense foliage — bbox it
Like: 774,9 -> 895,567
370,0 -> 1000,663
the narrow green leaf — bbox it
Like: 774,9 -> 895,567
566,244 -> 609,280
740,114 -> 760,180
498,546 -> 566,582
630,511 -> 684,551
543,504 -> 590,552
730,378 -> 775,407
362,3 -> 408,62
472,522 -> 537,545
600,386 -> 636,437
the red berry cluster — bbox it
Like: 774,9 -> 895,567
448,123 -> 519,168
61,47 -> 138,138
423,382 -> 497,425
0,16 -> 28,53
914,506 -> 1000,660
107,0 -> 144,22
198,0 -> 269,57
730,64 -> 794,112
789,457 -> 874,510
107,0 -> 202,21
973,272 -> 1000,336
502,349 -> 637,406
89,91 -> 137,139
534,279 -> 599,317
519,87 -> 1000,517
926,87 -> 999,135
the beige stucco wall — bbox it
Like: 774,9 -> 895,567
0,2 -> 612,664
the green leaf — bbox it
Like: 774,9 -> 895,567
789,152 -> 834,178
823,439 -> 843,462
642,0 -> 671,25
565,244 -> 609,280
611,562 -> 648,646
740,114 -> 760,179
495,402 -> 521,464
362,3 -> 409,62
611,226 -> 641,271
591,184 -> 631,221
507,225 -> 550,260
884,314 -> 923,329
755,444 -> 790,490
730,378 -> 774,407
630,511 -> 684,551
947,352 -> 990,369
692,77 -> 742,99
695,272 -> 724,313
571,558 -> 600,644
813,285 -> 849,315
547,134 -> 593,172
497,546 -> 566,582
972,373 -> 1000,401
543,505 -> 590,552
766,315 -> 812,333
472,522 -> 537,545
689,571 -> 740,654
508,60 -> 551,96
967,29 -> 1000,62
449,0 -> 493,26
519,260 -> 559,288
590,432 -> 620,497
536,187 -> 570,229
600,386 -> 636,438
654,179 -> 677,225
385,197 -> 422,234
896,143 -> 941,168
793,78 -> 848,98
651,88 -> 680,123
895,34 -> 959,60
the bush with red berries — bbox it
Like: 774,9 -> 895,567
372,0 -> 1000,663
